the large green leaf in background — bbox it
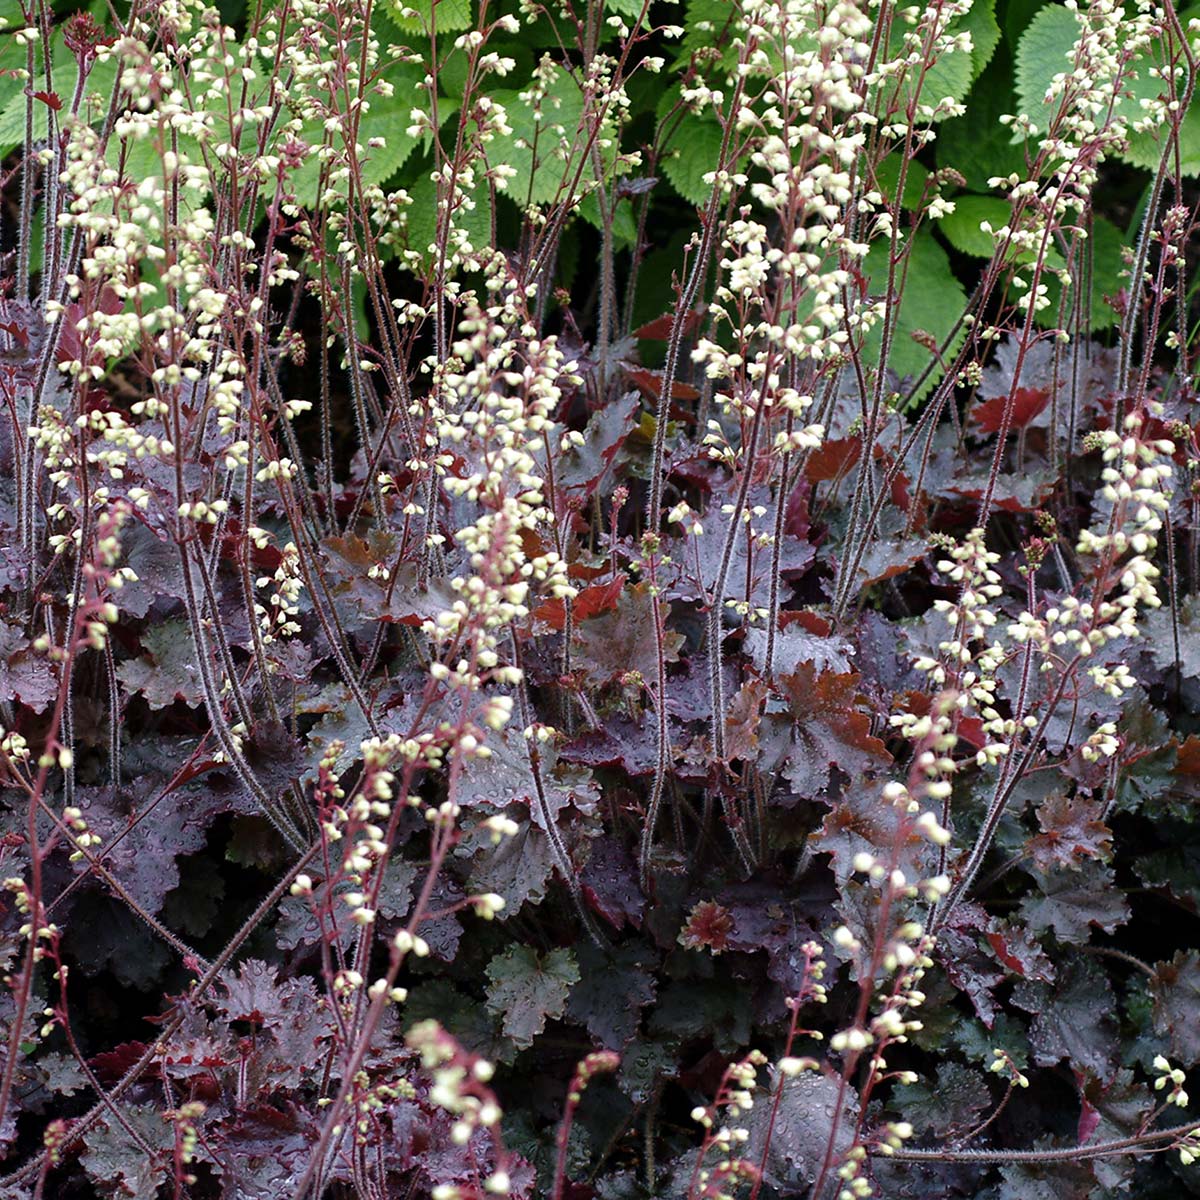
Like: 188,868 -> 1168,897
938,192 -> 1122,331
936,59 -> 1029,191
401,161 -> 493,263
1039,214 -> 1127,331
941,193 -> 1014,258
1015,2 -> 1200,176
661,113 -> 726,206
873,156 -> 930,211
486,64 -> 588,209
883,8 -> 976,122
388,0 -> 473,35
862,228 -> 969,404
0,31 -> 118,153
288,65 -> 425,209
960,0 -> 1003,80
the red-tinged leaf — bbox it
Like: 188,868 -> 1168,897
576,573 -> 625,620
0,320 -> 27,347
784,477 -> 812,539
937,904 -> 1006,1027
568,560 -> 611,583
1176,734 -> 1200,777
895,691 -> 986,749
805,437 -> 861,483
1078,1093 -> 1101,1144
972,386 -> 1050,434
679,901 -> 735,953
986,924 -> 1055,983
624,366 -> 700,401
780,667 -> 890,761
89,1042 -> 155,1083
634,308 -> 704,340
534,575 -> 625,630
573,585 -> 684,685
780,610 -> 832,636
724,678 -> 766,761
986,933 -> 1024,976
32,90 -> 63,111
958,716 -> 987,749
786,725 -> 891,808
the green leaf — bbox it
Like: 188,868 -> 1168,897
1004,0 -> 1045,49
289,67 -> 423,209
1114,6 -> 1200,176
388,0 -> 472,35
937,59 -> 1029,191
578,188 -> 639,246
1038,214 -> 1126,331
486,64 -> 587,208
872,156 -> 929,212
674,0 -> 743,74
485,944 -> 579,1050
882,11 -> 975,122
961,0 -> 1002,79
861,228 -> 968,405
1015,3 -> 1200,175
940,193 -> 1012,257
1014,3 -> 1079,135
399,160 -> 494,267
606,0 -> 655,25
0,32 -> 119,154
660,113 -> 724,206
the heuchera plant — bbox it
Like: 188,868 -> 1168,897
0,0 -> 1198,1195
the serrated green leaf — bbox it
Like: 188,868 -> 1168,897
660,113 -> 724,206
289,67 -> 423,209
1014,3 -> 1079,135
940,193 -> 1012,257
578,188 -> 638,246
937,59 -> 1029,191
673,0 -> 742,73
861,228 -> 968,405
1016,3 -> 1200,175
961,0 -> 1002,79
1038,213 -> 1126,331
872,156 -> 929,211
1114,5 -> 1200,176
485,944 -> 579,1050
606,0 -> 655,25
400,160 -> 494,266
486,65 -> 586,207
882,10 -> 975,122
388,0 -> 472,35
0,32 -> 119,154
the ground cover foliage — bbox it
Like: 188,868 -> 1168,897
0,0 -> 1199,1195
